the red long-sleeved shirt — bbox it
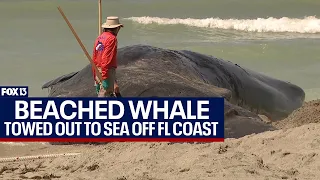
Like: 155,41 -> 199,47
92,32 -> 118,81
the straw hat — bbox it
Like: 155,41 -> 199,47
101,16 -> 124,28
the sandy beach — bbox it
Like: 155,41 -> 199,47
0,100 -> 319,180
1,1 -> 320,179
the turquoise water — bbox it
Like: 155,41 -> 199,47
0,0 -> 319,100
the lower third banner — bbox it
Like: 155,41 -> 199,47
0,97 -> 225,142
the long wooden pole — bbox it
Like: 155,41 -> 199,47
98,0 -> 102,35
57,6 -> 103,83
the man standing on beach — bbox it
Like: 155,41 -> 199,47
92,16 -> 123,97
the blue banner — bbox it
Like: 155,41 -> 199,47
0,97 -> 225,142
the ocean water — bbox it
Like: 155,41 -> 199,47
0,0 -> 319,101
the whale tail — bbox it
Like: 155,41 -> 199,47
42,71 -> 79,90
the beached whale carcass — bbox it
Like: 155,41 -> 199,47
42,45 -> 305,138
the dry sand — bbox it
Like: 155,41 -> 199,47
273,99 -> 320,129
0,100 -> 320,180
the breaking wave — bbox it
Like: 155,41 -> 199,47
125,16 -> 320,34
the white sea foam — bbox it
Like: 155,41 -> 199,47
125,16 -> 320,34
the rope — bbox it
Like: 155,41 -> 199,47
0,153 -> 81,163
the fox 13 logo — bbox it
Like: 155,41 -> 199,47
0,86 -> 28,97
